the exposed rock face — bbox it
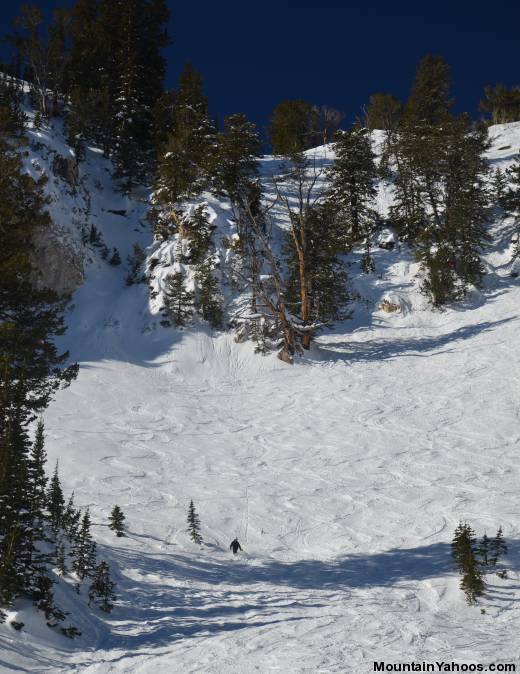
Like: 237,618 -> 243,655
51,154 -> 80,188
32,226 -> 84,295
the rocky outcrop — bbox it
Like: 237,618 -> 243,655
51,154 -> 80,189
31,226 -> 84,295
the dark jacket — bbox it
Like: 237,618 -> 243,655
230,538 -> 242,554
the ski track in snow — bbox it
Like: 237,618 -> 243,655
2,123 -> 520,673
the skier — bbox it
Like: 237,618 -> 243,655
229,538 -> 242,555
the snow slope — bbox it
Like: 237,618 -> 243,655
1,123 -> 520,673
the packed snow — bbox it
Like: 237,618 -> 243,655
1,121 -> 520,673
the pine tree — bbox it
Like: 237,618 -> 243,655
56,540 -> 67,576
153,63 -> 216,207
401,54 -> 453,128
47,462 -> 65,535
126,244 -> 146,285
391,54 -> 453,243
108,505 -> 126,537
186,499 -> 202,545
327,125 -> 378,272
492,167 -> 508,207
163,273 -> 195,327
284,200 -> 350,334
417,115 -> 490,306
63,493 -> 81,541
477,533 -> 491,567
392,77 -> 490,306
0,68 -> 76,618
88,561 -> 116,612
108,249 -> 121,266
112,0 -> 150,192
268,99 -> 318,155
28,420 -> 48,539
489,527 -> 507,567
71,509 -> 96,580
460,564 -> 485,606
451,521 -> 475,573
195,261 -> 223,329
66,0 -> 169,169
505,158 -> 520,217
212,113 -> 261,204
451,522 -> 485,605
181,206 -> 213,264
0,74 -> 26,139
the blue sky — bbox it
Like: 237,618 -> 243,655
1,0 -> 518,133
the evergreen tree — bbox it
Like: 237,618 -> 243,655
451,521 -> 476,574
28,420 -> 48,537
63,492 -> 81,540
195,261 -> 223,328
416,115 -> 490,306
152,89 -> 177,155
268,99 -> 317,155
186,499 -> 202,545
284,200 -> 350,333
451,522 -> 485,605
0,74 -> 26,139
327,125 -> 379,272
56,540 -> 67,576
212,113 -> 261,204
492,167 -> 508,207
126,244 -> 146,285
108,249 -> 121,266
401,54 -> 453,128
489,527 -> 507,567
112,0 -> 150,191
180,206 -> 213,263
66,0 -> 170,171
71,509 -> 96,580
460,563 -> 485,606
390,54 -> 453,242
0,70 -> 75,619
504,158 -> 520,218
153,63 -> 216,207
392,74 -> 490,306
88,561 -> 116,612
47,462 -> 65,535
477,533 -> 491,567
108,505 -> 126,537
163,272 -> 195,326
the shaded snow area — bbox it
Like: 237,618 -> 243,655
2,123 -> 520,673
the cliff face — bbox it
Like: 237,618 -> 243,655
28,150 -> 84,294
32,224 -> 84,295
22,127 -> 89,296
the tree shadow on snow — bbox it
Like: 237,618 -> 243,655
313,316 -> 518,364
89,538 -> 519,654
27,538 -> 519,670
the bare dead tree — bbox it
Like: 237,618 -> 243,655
229,145 -> 343,362
11,5 -> 70,118
312,105 -> 344,145
272,151 -> 328,349
239,199 -> 306,363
